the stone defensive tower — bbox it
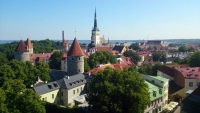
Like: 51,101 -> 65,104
67,38 -> 84,76
25,38 -> 33,54
61,31 -> 69,51
14,40 -> 30,62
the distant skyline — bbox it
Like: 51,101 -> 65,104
0,0 -> 200,40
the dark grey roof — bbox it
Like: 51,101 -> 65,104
50,69 -> 68,81
57,73 -> 86,89
168,80 -> 184,94
112,45 -> 125,53
34,81 -> 60,95
34,73 -> 86,95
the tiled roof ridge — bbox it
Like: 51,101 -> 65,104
26,38 -> 33,48
15,40 -> 29,52
67,38 -> 84,56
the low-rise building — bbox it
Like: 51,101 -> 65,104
141,74 -> 169,113
158,65 -> 200,100
34,74 -> 87,106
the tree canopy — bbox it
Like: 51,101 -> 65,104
152,52 -> 167,62
178,46 -> 188,52
88,51 -> 117,69
0,60 -> 50,87
123,50 -> 141,64
168,43 -> 176,47
0,79 -> 45,113
88,67 -> 150,113
49,51 -> 64,70
129,43 -> 141,50
190,52 -> 200,67
152,62 -> 163,76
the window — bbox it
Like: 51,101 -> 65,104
197,82 -> 200,87
73,90 -> 75,94
79,69 -> 80,72
42,98 -> 44,101
79,57 -> 80,60
77,89 -> 79,93
61,91 -> 63,96
189,82 -> 193,87
72,58 -> 74,60
52,94 -> 54,99
61,100 -> 63,105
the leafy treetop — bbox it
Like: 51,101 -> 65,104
88,67 -> 150,113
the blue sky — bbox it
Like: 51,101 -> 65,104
0,0 -> 200,40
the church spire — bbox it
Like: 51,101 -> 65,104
93,8 -> 99,31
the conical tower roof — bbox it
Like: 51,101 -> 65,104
26,38 -> 33,48
67,38 -> 84,56
15,40 -> 29,52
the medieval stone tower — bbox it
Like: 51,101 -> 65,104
91,9 -> 100,46
14,40 -> 30,62
61,31 -> 69,51
25,38 -> 34,54
67,38 -> 84,76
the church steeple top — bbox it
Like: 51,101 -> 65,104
93,8 -> 99,31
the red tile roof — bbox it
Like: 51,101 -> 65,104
62,40 -> 69,46
15,40 -> 29,52
67,38 -> 84,56
26,38 -> 33,48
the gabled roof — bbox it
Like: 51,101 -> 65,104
34,73 -> 86,95
25,38 -> 33,48
112,45 -> 125,53
67,38 -> 84,56
15,40 -> 29,52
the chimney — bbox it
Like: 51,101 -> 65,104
62,31 -> 64,41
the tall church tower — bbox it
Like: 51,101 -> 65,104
14,40 -> 30,62
91,9 -> 100,46
67,38 -> 84,76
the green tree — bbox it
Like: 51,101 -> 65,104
1,79 -> 45,113
138,65 -> 153,75
168,43 -> 176,47
188,47 -> 195,52
49,51 -> 64,70
190,52 -> 200,67
129,43 -> 141,50
123,50 -> 141,64
0,64 -> 15,86
152,63 -> 163,76
0,88 -> 8,113
0,52 -> 8,65
152,52 -> 167,62
84,58 -> 90,72
178,45 -> 188,52
88,51 -> 117,68
88,67 -> 150,113
35,62 -> 50,82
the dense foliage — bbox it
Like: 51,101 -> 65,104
84,58 -> 91,72
123,50 -> 141,64
88,67 -> 150,113
152,52 -> 167,62
49,51 -> 64,70
88,51 -> 117,69
168,43 -> 177,47
152,63 -> 163,76
0,60 -> 50,87
129,43 -> 141,50
0,39 -> 61,61
178,45 -> 188,52
173,57 -> 190,64
45,102 -> 84,113
190,52 -> 200,67
138,65 -> 153,75
0,79 -> 45,113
